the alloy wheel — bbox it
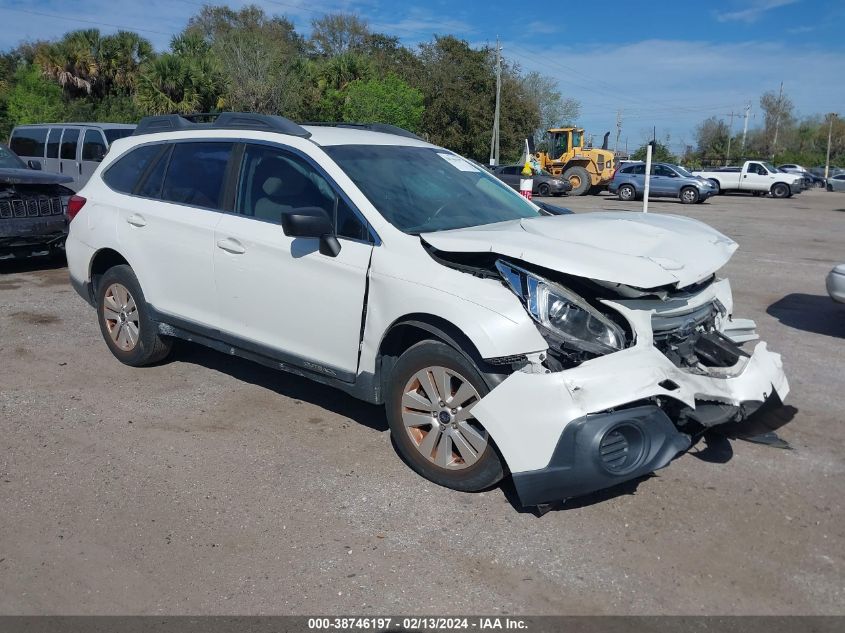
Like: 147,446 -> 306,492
102,283 -> 140,351
400,366 -> 488,470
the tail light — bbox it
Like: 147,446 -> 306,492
66,195 -> 86,222
611,168 -> 618,179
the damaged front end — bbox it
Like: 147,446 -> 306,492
424,240 -> 789,508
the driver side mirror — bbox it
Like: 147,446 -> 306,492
281,206 -> 341,257
27,160 -> 42,170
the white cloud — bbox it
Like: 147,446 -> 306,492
502,38 -> 845,152
715,0 -> 799,24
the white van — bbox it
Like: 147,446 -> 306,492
9,123 -> 135,191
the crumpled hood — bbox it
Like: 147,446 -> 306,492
422,212 -> 738,289
0,168 -> 73,186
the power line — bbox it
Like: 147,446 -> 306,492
0,7 -> 175,37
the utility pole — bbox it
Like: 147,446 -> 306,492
489,36 -> 502,167
614,110 -> 623,156
741,102 -> 751,155
771,81 -> 784,160
825,113 -> 837,180
725,111 -> 736,166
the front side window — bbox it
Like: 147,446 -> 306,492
104,128 -> 133,144
61,129 -> 79,160
161,142 -> 233,209
82,129 -> 108,162
10,127 -> 47,158
236,144 -> 368,240
326,145 -> 540,234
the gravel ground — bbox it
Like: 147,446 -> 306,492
1,187 -> 843,615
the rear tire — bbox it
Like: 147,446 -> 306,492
385,340 -> 505,493
771,182 -> 790,198
563,165 -> 592,196
618,184 -> 636,201
709,179 -> 721,194
96,264 -> 172,367
680,186 -> 699,204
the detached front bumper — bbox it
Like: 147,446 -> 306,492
472,336 -> 789,507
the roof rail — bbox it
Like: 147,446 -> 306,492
302,121 -> 423,141
132,112 -> 311,138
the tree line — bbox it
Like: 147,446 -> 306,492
632,88 -> 843,169
0,4 -> 579,164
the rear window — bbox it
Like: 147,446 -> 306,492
10,127 -> 47,158
161,142 -> 233,209
103,144 -> 166,194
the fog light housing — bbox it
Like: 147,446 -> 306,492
599,423 -> 646,474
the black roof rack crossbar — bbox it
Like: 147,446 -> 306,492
302,121 -> 423,141
132,112 -> 311,138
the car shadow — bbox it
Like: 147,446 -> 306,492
0,254 -> 67,275
767,293 -> 845,338
169,341 -> 389,433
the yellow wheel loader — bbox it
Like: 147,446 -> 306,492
532,127 -> 615,196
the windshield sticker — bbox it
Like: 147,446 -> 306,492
437,152 -> 479,172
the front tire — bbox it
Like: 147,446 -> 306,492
680,186 -> 699,204
771,182 -> 790,198
563,165 -> 592,196
618,184 -> 636,201
96,265 -> 172,367
385,341 -> 504,492
537,182 -> 551,197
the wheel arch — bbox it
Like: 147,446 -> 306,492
89,248 -> 133,296
375,313 -> 510,403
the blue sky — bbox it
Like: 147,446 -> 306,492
2,0 -> 844,153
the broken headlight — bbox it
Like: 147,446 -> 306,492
496,260 -> 626,355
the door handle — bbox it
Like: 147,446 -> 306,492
78,162 -> 82,175
127,214 -> 147,227
216,237 -> 246,254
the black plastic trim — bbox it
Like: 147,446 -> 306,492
511,405 -> 692,507
133,113 -> 312,139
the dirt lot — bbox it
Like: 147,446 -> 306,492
1,188 -> 843,615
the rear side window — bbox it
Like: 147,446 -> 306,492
136,146 -> 171,199
623,164 -> 645,175
103,144 -> 165,194
61,129 -> 79,160
10,127 -> 47,157
161,142 -> 233,209
46,128 -> 62,158
82,129 -> 107,162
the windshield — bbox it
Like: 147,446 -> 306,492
0,144 -> 26,169
674,165 -> 694,177
326,145 -> 541,233
762,162 -> 779,173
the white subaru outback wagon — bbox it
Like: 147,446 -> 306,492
66,113 -> 789,508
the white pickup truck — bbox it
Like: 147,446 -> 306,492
693,161 -> 802,198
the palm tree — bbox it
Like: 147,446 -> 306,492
35,29 -> 102,96
99,31 -> 153,95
